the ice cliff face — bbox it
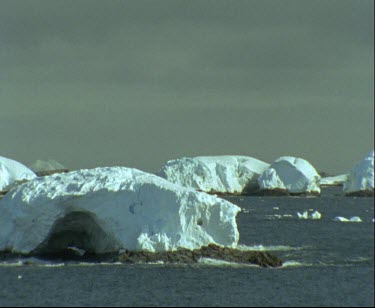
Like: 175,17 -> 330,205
0,156 -> 36,191
157,156 -> 270,194
0,167 -> 240,254
258,156 -> 321,195
343,150 -> 374,195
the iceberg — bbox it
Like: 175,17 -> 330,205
343,150 -> 374,196
319,174 -> 348,186
157,155 -> 269,195
0,156 -> 36,192
258,156 -> 321,195
0,167 -> 241,255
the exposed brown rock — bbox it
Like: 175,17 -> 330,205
118,244 -> 283,267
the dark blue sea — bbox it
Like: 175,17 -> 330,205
0,187 -> 373,307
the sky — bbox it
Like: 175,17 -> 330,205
0,0 -> 373,174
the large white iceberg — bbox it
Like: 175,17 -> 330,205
157,155 -> 270,194
0,167 -> 241,255
343,150 -> 374,196
258,156 -> 321,195
0,156 -> 36,192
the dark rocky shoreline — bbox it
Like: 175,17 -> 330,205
0,244 -> 283,268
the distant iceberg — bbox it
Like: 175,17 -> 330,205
157,155 -> 269,195
258,156 -> 321,195
343,150 -> 374,196
0,156 -> 36,192
0,167 -> 240,255
319,174 -> 348,186
29,159 -> 66,172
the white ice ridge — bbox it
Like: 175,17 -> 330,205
343,150 -> 374,195
0,156 -> 36,191
258,156 -> 321,194
0,167 -> 241,254
319,174 -> 348,186
157,155 -> 270,194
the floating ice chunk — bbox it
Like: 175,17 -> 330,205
333,216 -> 362,222
297,210 -> 321,220
349,216 -> 362,222
310,211 -> 322,219
297,211 -> 309,219
333,216 -> 349,222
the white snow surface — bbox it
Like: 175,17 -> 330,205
0,156 -> 36,191
258,156 -> 321,194
0,167 -> 241,254
157,155 -> 270,194
343,150 -> 374,194
319,174 -> 348,186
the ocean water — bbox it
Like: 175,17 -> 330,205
0,186 -> 373,307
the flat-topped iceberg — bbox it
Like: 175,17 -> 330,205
0,167 -> 241,255
343,150 -> 374,196
257,156 -> 321,195
319,174 -> 348,186
0,156 -> 36,192
157,155 -> 270,194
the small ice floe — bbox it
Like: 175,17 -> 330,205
333,216 -> 349,222
297,211 -> 309,219
273,207 -> 279,210
333,216 -> 362,222
297,210 -> 322,220
310,211 -> 322,220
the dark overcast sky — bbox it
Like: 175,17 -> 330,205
0,0 -> 373,174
